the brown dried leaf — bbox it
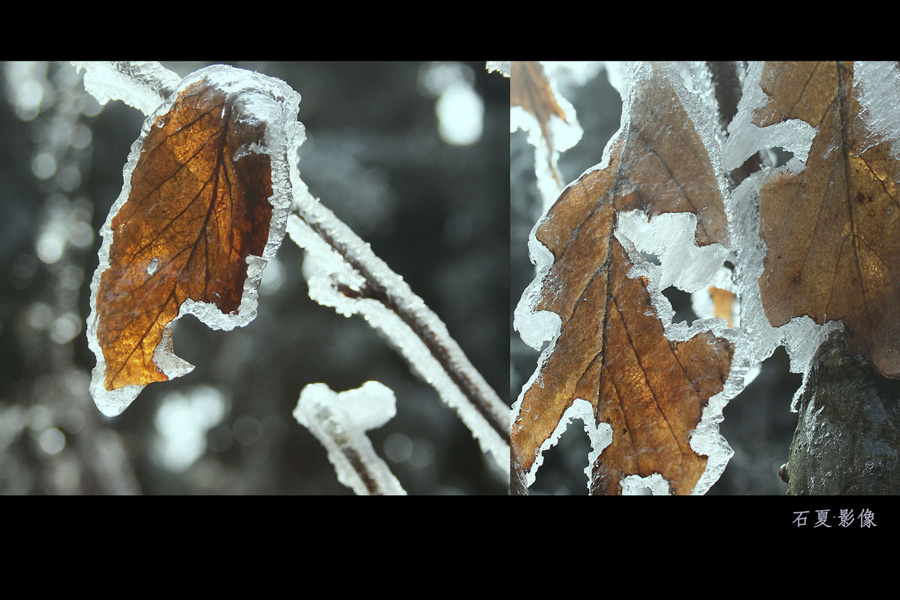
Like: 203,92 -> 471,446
513,63 -> 734,495
94,78 -> 274,392
755,61 -> 900,378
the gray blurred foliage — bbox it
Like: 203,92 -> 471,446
0,61 -> 508,495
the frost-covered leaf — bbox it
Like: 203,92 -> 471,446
513,62 -> 737,495
511,61 -> 568,184
749,62 -> 900,378
510,61 -> 582,205
86,65 -> 302,416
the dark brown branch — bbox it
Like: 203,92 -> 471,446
295,209 -> 511,446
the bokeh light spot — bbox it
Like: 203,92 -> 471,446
39,427 -> 66,455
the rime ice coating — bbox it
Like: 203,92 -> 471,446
84,63 -> 303,416
294,381 -> 405,495
485,61 -> 510,77
74,61 -> 182,116
855,62 -> 900,162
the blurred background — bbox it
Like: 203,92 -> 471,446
0,61 -> 509,495
510,63 -> 801,495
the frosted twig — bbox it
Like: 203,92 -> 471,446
294,382 -> 406,495
288,177 -> 511,476
73,61 -> 181,116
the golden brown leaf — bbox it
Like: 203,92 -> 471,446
513,63 -> 734,495
94,78 -> 274,391
755,61 -> 900,378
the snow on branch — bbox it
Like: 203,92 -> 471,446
287,176 -> 511,476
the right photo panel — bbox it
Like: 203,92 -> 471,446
509,61 -> 900,499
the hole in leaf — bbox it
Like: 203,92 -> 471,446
728,152 -> 762,186
762,146 -> 794,168
662,287 -> 696,325
528,424 -> 592,495
641,251 -> 661,266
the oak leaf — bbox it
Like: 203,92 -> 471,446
513,63 -> 734,495
87,68 -> 298,416
754,61 -> 900,378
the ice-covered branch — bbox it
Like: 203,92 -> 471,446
73,61 -> 181,116
294,381 -> 406,495
288,176 -> 511,476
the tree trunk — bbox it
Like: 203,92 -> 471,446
784,329 -> 900,494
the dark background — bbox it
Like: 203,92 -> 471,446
509,63 -> 800,495
0,61 -> 509,495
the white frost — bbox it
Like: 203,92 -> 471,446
855,62 -> 900,160
485,61 -> 510,77
542,62 -> 606,88
616,210 -> 729,294
723,62 -> 815,174
620,473 -> 670,495
294,381 -> 405,495
73,61 -> 181,116
513,227 -> 562,351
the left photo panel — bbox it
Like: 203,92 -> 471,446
0,61 -> 511,495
